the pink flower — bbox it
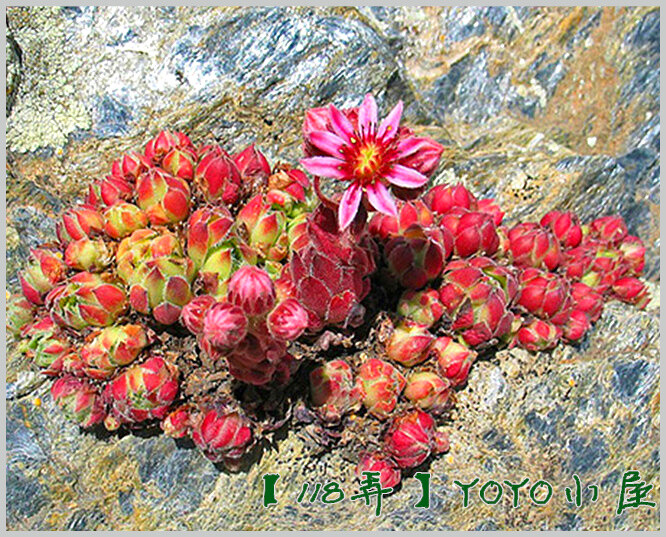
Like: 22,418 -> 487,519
301,94 -> 443,230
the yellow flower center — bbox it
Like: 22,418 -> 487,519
354,144 -> 381,182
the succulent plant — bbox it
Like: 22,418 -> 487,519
385,226 -> 447,289
438,259 -> 514,347
309,359 -> 360,424
540,211 -> 582,248
266,298 -> 309,341
19,248 -> 67,305
19,316 -> 74,375
441,208 -> 500,258
508,222 -> 562,270
56,205 -> 105,245
384,409 -> 435,468
386,321 -> 435,367
190,407 -> 254,466
195,144 -> 242,205
517,268 -> 572,325
80,324 -> 151,379
430,336 -> 477,387
104,356 -> 179,429
46,272 -> 128,330
51,376 -> 107,428
6,294 -> 35,337
404,371 -> 452,413
202,302 -> 248,351
424,183 -> 477,215
356,358 -> 406,420
103,202 -> 149,240
516,319 -> 562,352
288,204 -> 377,331
161,404 -> 194,439
612,277 -> 649,309
356,452 -> 401,489
87,175 -> 134,208
180,295 -> 218,335
396,288 -> 445,328
9,98 -> 652,480
136,168 -> 191,226
227,265 -> 276,317
64,238 -> 113,271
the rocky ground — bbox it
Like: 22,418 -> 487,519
6,6 -> 660,530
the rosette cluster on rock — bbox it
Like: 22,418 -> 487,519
8,95 -> 650,484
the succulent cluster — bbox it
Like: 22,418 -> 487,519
8,95 -> 650,486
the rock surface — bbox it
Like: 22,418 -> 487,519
6,6 -> 659,530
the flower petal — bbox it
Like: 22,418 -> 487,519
328,105 -> 355,142
396,137 -> 424,159
366,181 -> 398,217
338,182 -> 363,230
309,130 -> 347,156
384,164 -> 429,188
358,93 -> 378,134
300,157 -> 348,180
377,100 -> 403,140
